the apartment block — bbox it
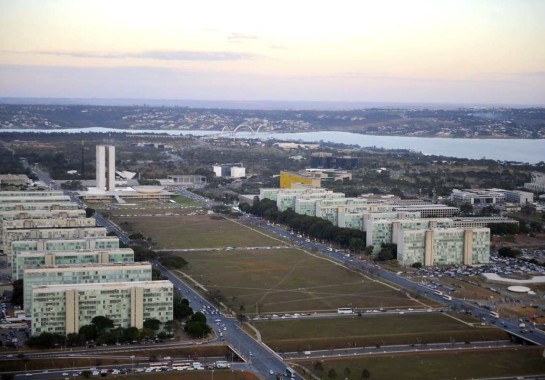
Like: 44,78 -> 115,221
31,280 -> 173,335
3,227 -> 107,256
1,217 -> 96,249
14,248 -> 135,280
367,218 -> 454,254
397,227 -> 490,266
0,195 -> 71,204
0,202 -> 78,213
9,237 -> 119,266
24,262 -> 152,315
0,190 -> 64,198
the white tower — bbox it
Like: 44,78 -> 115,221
107,145 -> 115,191
95,145 -> 116,191
96,145 -> 106,190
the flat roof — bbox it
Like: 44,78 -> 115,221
25,261 -> 151,273
32,280 -> 172,293
17,248 -> 134,257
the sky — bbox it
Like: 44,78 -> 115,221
0,0 -> 544,106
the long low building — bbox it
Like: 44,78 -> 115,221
397,227 -> 490,266
9,236 -> 119,266
0,195 -> 71,204
0,202 -> 78,213
31,280 -> 173,335
1,217 -> 96,249
24,262 -> 152,315
452,217 -> 519,228
0,190 -> 64,198
3,226 -> 107,255
13,248 -> 135,280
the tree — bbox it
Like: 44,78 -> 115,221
377,244 -> 397,261
173,296 -> 193,320
79,325 -> 98,341
11,279 -> 23,307
91,316 -> 114,331
362,369 -> 371,379
85,207 -> 95,217
314,362 -> 324,371
185,311 -> 212,338
143,319 -> 162,331
498,247 -> 522,259
327,368 -> 337,379
411,262 -> 423,269
66,333 -> 86,347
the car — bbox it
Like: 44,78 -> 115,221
269,370 -> 275,375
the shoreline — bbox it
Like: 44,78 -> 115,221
0,128 -> 543,140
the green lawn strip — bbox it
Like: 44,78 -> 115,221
254,314 -> 509,352
117,215 -> 282,249
294,347 -> 545,380
176,249 -> 420,314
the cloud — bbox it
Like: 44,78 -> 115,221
5,49 -> 257,61
268,44 -> 289,50
227,33 -> 260,42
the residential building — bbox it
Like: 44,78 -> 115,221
367,218 -> 454,253
14,248 -> 135,280
0,195 -> 71,204
31,280 -> 173,335
24,262 -> 152,315
1,217 -> 96,249
397,227 -> 490,266
9,237 -> 119,266
3,226 -> 107,256
0,202 -> 78,213
0,190 -> 64,198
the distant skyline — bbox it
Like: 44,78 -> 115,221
1,0 -> 544,105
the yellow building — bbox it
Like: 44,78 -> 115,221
279,171 -> 321,189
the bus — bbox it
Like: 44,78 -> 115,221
434,290 -> 443,296
490,311 -> 499,319
285,367 -> 296,378
443,295 -> 452,301
337,308 -> 354,315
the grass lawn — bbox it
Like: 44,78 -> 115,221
171,194 -> 202,207
253,313 -> 509,352
116,215 -> 285,249
294,347 -> 545,380
176,248 -> 422,314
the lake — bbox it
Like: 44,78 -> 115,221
1,127 -> 544,163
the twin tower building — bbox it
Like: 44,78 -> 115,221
95,145 -> 115,191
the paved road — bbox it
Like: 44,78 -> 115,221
154,261 -> 299,379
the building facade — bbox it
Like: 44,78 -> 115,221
397,227 -> 490,266
31,280 -> 173,335
14,248 -> 135,280
24,262 -> 152,315
9,237 -> 119,266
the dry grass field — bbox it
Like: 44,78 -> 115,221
252,313 -> 509,352
175,248 -> 423,314
116,214 -> 285,249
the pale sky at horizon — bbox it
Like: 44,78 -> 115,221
1,0 -> 544,105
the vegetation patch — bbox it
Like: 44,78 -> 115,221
253,313 -> 509,352
294,347 -> 545,380
176,248 -> 420,315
